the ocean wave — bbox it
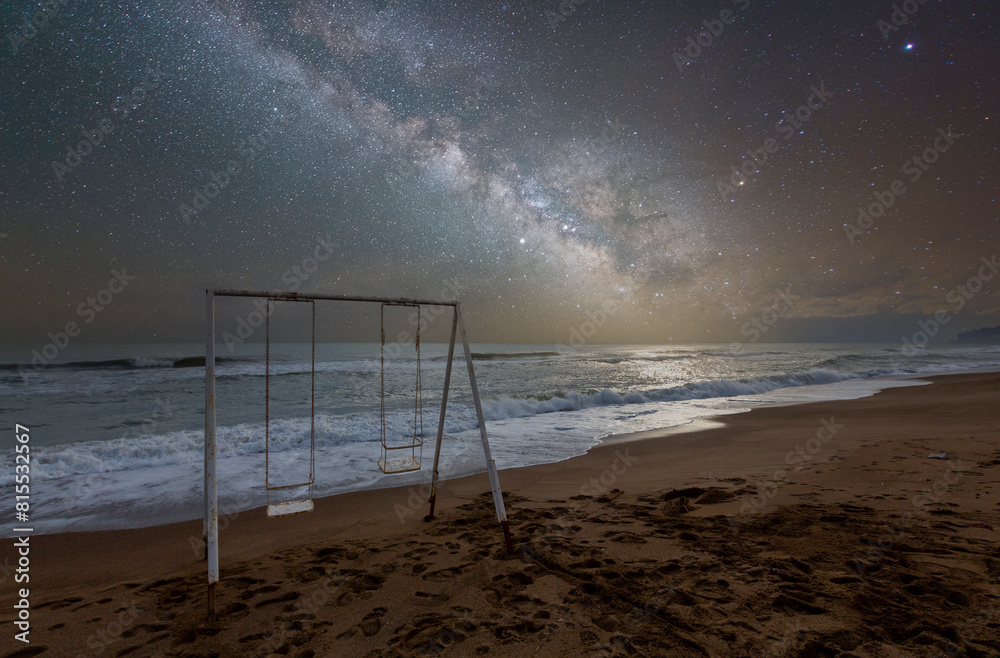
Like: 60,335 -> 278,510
31,409 -> 447,479
714,350 -> 788,358
29,367 -> 881,479
816,354 -> 876,368
0,356 -> 253,372
470,351 -> 563,360
592,353 -> 695,364
480,368 -> 861,421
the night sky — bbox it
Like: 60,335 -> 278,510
1,0 -> 997,346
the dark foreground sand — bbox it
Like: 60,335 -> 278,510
3,372 -> 1000,657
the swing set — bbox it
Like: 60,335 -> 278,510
203,289 -> 512,622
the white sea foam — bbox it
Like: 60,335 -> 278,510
3,342 -> 998,535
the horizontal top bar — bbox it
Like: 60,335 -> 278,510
208,289 -> 460,307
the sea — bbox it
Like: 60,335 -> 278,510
3,342 -> 999,536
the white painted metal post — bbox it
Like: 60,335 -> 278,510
428,308 -> 458,519
456,304 -> 513,554
205,291 -> 219,623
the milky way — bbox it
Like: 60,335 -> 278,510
1,0 -> 997,344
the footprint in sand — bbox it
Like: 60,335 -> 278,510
171,625 -> 222,646
161,588 -> 189,604
5,647 -> 49,657
240,584 -> 280,600
314,546 -> 359,561
238,631 -> 271,644
415,590 -> 450,602
495,571 -> 534,586
254,591 -> 301,609
43,596 -> 83,610
570,558 -> 603,570
295,565 -> 328,583
395,612 -> 478,652
220,601 -> 249,618
141,576 -> 184,592
120,622 -> 170,639
422,565 -> 468,581
228,576 -> 265,588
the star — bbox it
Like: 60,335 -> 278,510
0,0 -> 995,345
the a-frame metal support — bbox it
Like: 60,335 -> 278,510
204,289 -> 512,624
427,309 -> 457,520
426,306 -> 513,553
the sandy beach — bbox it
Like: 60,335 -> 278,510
5,371 -> 1000,657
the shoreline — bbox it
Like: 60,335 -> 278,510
13,369 -> 996,550
22,364 -> 993,540
6,370 -> 1000,656
593,365 -> 998,447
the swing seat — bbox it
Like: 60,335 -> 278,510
378,302 -> 425,475
378,454 -> 421,474
264,298 -> 317,518
267,499 -> 314,517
